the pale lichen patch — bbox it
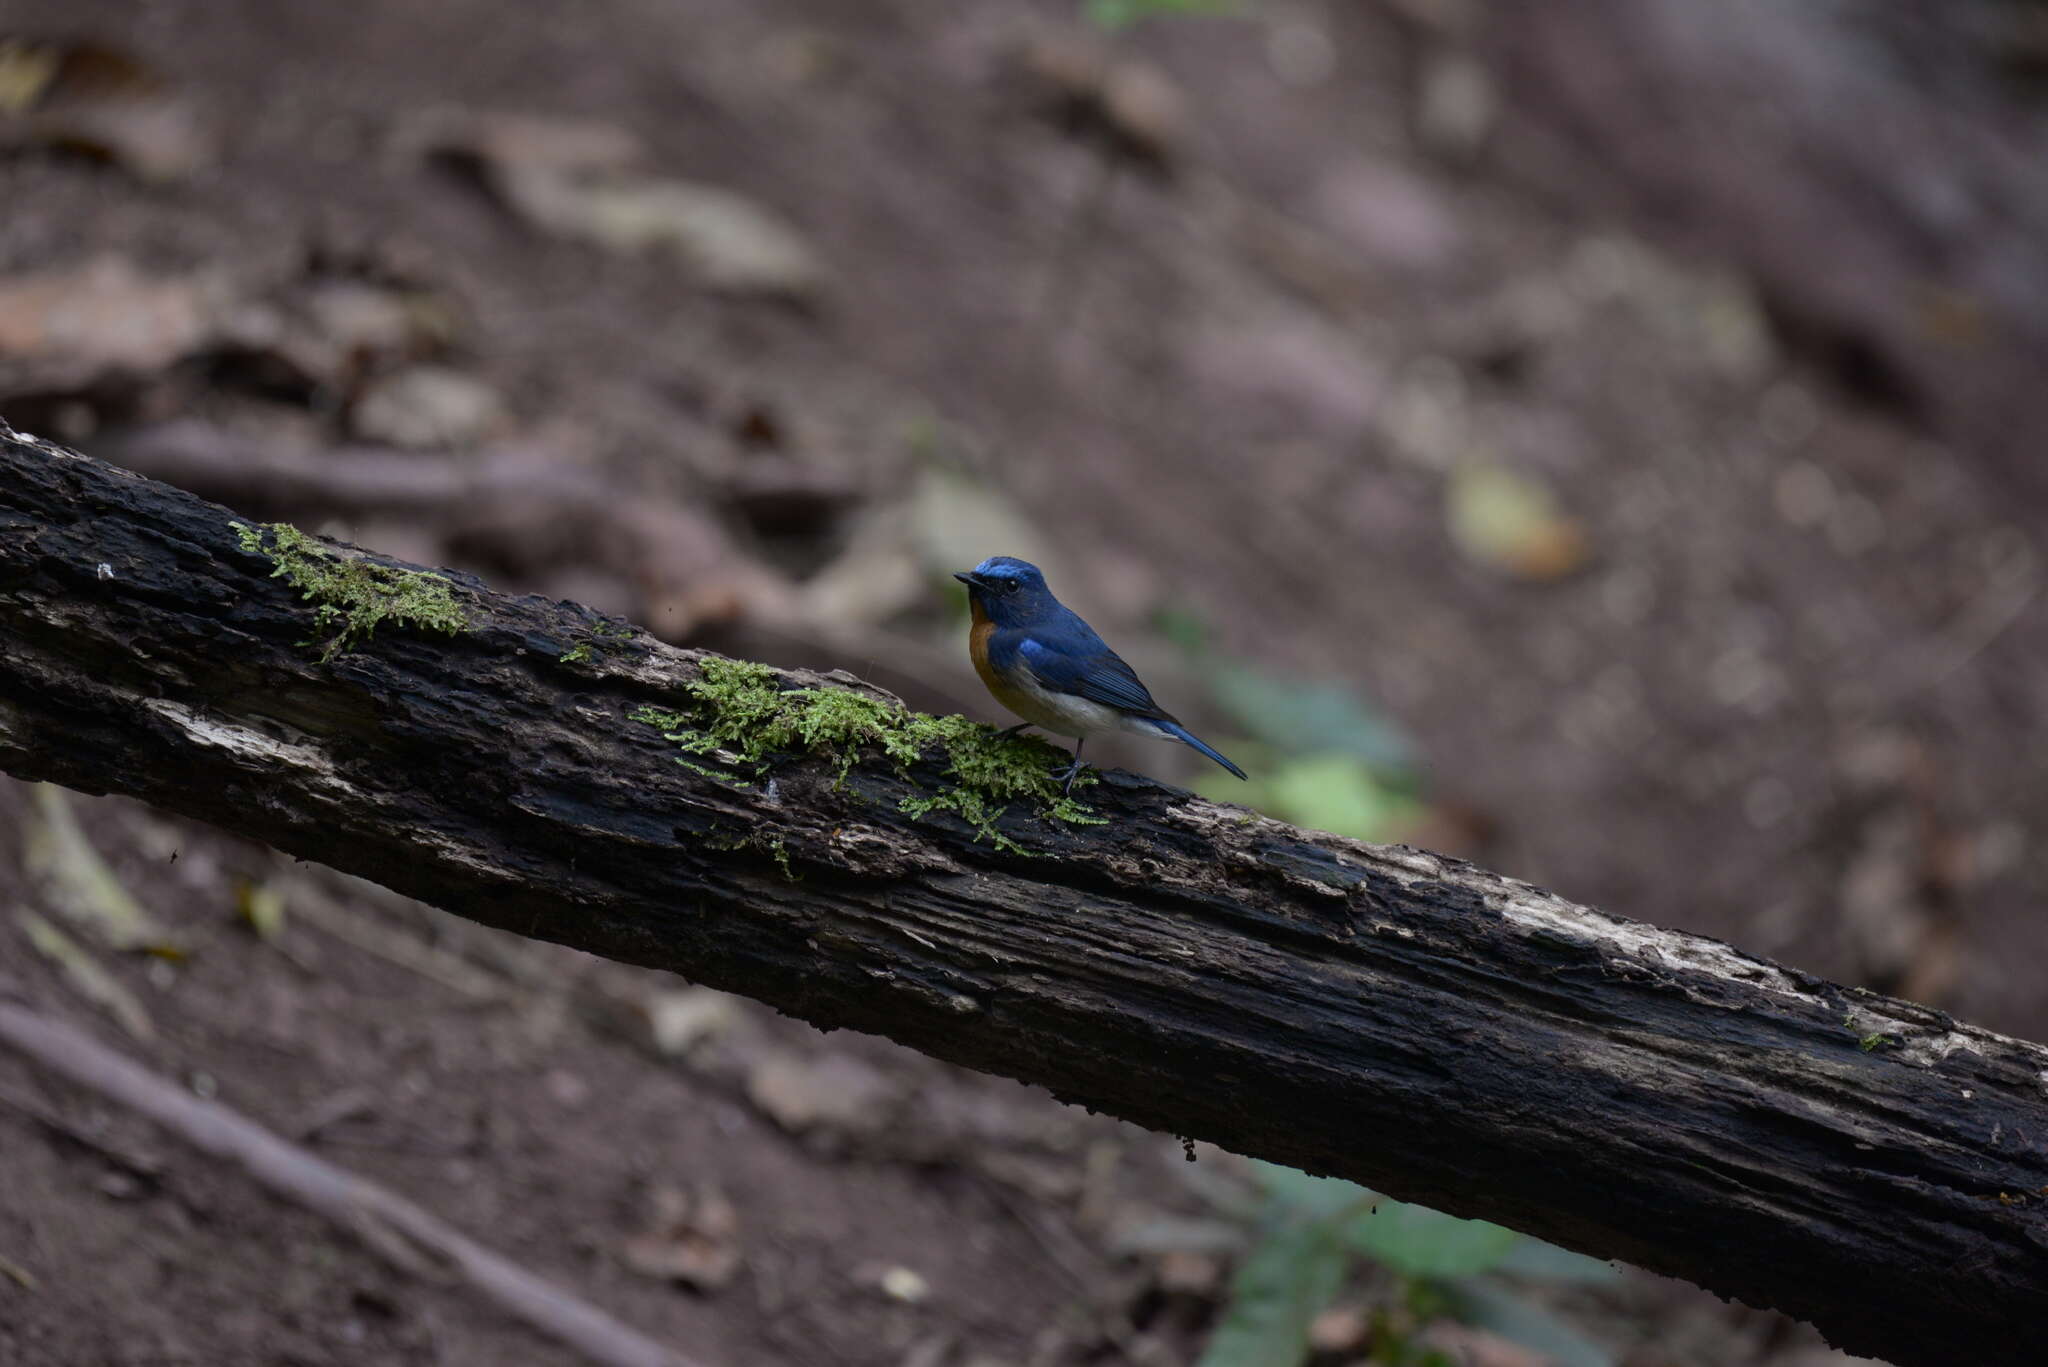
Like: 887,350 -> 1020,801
141,698 -> 354,786
0,423 -> 82,461
1363,844 -> 1451,886
1492,881 -> 1811,1002
1163,799 -> 1274,836
406,829 -> 516,883
599,648 -> 712,695
1850,1018 -> 1986,1069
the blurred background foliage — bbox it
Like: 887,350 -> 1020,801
1164,1161 -> 1621,1367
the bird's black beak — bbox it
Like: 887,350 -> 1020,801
953,571 -> 984,589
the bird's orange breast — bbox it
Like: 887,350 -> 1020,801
968,603 -> 1043,720
968,602 -> 1003,693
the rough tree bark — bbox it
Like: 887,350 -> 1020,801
2,426 -> 2044,1365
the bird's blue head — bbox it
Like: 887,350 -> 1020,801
954,556 -> 1055,626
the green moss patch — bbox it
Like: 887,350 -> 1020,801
631,657 -> 1106,851
1841,1011 -> 1897,1054
233,521 -> 470,664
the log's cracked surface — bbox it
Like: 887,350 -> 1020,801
4,425 -> 2045,1364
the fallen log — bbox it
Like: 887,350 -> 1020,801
2,424 -> 2043,1365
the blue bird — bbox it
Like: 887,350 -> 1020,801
954,556 -> 1247,794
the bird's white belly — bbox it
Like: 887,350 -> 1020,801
1002,674 -> 1168,741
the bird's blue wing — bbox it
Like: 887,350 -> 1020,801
1017,620 -> 1171,720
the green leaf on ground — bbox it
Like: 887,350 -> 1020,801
1341,1198 -> 1521,1279
1496,1239 -> 1623,1285
1197,1211 -> 1351,1367
1249,1160 -> 1372,1221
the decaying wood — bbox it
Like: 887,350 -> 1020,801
0,999 -> 695,1367
2,425 -> 2045,1365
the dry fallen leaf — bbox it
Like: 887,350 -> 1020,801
421,111 -> 824,299
798,503 -> 929,629
1446,459 -> 1590,581
0,259 -> 459,418
350,365 -> 506,449
0,37 -> 214,181
235,878 -> 288,941
619,1183 -> 742,1291
0,1251 -> 39,1291
909,463 -> 1061,588
1010,31 -> 1185,173
877,1266 -> 930,1303
23,784 -> 176,955
526,178 -> 823,297
0,257 -> 214,378
639,987 -> 738,1057
1308,1304 -> 1368,1353
205,274 -> 459,405
18,910 -> 154,1041
745,1049 -> 901,1138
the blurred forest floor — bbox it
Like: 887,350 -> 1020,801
3,1 -> 2043,1364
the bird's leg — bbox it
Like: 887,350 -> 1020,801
1053,738 -> 1087,795
994,723 -> 1031,740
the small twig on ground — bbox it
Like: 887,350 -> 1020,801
0,998 -> 701,1367
0,1250 -> 38,1290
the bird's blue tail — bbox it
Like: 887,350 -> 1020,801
1157,721 -> 1247,780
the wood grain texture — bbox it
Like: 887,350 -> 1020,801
4,425 -> 2045,1364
